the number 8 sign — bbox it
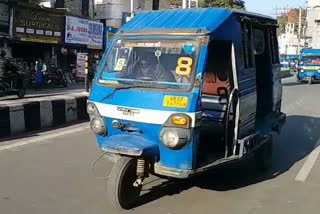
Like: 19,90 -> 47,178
175,57 -> 193,76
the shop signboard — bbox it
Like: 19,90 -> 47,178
65,16 -> 103,49
0,0 -> 9,27
65,16 -> 89,46
76,52 -> 88,78
104,26 -> 118,48
88,21 -> 103,49
13,6 -> 63,44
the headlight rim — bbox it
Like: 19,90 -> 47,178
162,129 -> 180,149
159,127 -> 190,150
90,117 -> 107,136
87,102 -> 96,114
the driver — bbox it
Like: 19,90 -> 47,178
118,54 -> 176,82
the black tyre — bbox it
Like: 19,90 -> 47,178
107,157 -> 142,210
17,88 -> 25,98
255,136 -> 273,171
296,74 -> 301,82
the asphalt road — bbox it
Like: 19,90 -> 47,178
1,76 -> 320,214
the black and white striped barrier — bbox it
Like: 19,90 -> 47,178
0,95 -> 89,138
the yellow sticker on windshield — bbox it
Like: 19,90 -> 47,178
176,57 -> 192,76
114,58 -> 126,71
163,96 -> 188,108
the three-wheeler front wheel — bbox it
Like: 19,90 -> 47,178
107,157 -> 142,210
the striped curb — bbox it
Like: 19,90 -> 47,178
0,94 -> 89,138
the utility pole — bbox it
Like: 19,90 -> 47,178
182,0 -> 187,8
152,0 -> 160,10
188,0 -> 191,8
91,0 -> 95,20
130,0 -> 134,17
298,7 -> 302,53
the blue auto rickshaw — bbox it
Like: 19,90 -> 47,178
88,8 -> 286,209
297,48 -> 320,84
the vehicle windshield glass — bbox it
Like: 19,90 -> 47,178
98,39 -> 199,90
301,55 -> 320,65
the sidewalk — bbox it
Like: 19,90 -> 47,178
0,86 -> 89,139
0,84 -> 85,105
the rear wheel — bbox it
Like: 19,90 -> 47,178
17,88 -> 25,98
296,73 -> 302,82
255,136 -> 273,171
107,157 -> 142,210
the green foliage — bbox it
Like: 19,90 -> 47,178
276,8 -> 307,35
171,0 -> 245,9
198,0 -> 245,9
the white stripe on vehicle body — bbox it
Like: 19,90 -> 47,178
93,102 -> 201,127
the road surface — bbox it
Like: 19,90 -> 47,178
0,76 -> 319,214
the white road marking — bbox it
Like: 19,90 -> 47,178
0,125 -> 89,152
295,144 -> 320,182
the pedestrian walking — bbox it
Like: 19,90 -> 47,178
34,58 -> 46,90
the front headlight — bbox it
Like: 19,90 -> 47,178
87,102 -> 96,114
163,129 -> 180,149
159,128 -> 190,150
300,69 -> 304,73
91,117 -> 106,135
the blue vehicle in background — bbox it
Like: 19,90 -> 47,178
280,54 -> 288,68
297,49 -> 320,84
87,8 -> 286,209
280,54 -> 299,69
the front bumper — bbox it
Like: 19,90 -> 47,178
298,70 -> 320,78
100,134 -> 159,157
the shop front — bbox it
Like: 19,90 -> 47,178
11,3 -> 64,70
0,0 -> 10,56
62,16 -> 103,80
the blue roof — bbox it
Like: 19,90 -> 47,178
301,49 -> 320,54
121,8 -> 275,34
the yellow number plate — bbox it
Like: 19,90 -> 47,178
305,66 -> 317,70
163,96 -> 188,108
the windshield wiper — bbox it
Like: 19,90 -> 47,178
100,85 -> 149,102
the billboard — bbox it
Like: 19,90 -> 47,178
65,16 -> 88,46
88,21 -> 103,49
76,52 -> 88,78
13,6 -> 63,44
65,16 -> 103,49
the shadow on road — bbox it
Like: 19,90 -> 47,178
282,81 -> 303,87
135,115 -> 320,208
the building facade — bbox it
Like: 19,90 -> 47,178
306,0 -> 320,48
278,23 -> 302,55
92,0 -> 171,28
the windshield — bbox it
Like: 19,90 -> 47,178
301,55 -> 320,65
98,39 -> 199,90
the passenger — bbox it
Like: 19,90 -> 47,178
202,55 -> 231,96
118,55 -> 176,82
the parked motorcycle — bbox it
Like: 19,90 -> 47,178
0,71 -> 26,98
41,68 -> 67,88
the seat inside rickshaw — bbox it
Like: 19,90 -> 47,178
198,40 -> 234,165
197,31 -> 274,167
